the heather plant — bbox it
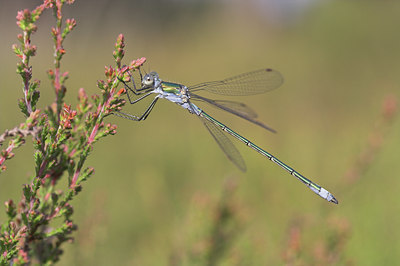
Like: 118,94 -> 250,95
342,94 -> 398,185
0,0 -> 145,264
170,177 -> 243,266
279,94 -> 398,266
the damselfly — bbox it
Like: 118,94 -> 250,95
115,68 -> 338,204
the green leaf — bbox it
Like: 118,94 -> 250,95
5,200 -> 16,219
32,212 -> 44,224
12,44 -> 22,57
18,98 -> 29,117
31,91 -> 40,109
45,106 -> 58,128
77,167 -> 94,184
34,151 -> 43,174
51,192 -> 59,206
97,80 -> 105,91
23,184 -> 32,202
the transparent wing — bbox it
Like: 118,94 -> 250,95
192,93 -> 276,133
189,68 -> 283,96
192,94 -> 257,118
200,116 -> 246,172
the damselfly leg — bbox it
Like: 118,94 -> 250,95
113,97 -> 159,121
114,68 -> 159,121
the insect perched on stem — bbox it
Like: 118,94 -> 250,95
115,68 -> 338,204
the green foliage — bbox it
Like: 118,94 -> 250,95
0,0 -> 145,264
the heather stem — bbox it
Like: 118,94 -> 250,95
22,31 -> 33,115
54,26 -> 62,121
0,143 -> 15,166
88,76 -> 120,145
70,166 -> 80,189
71,75 -> 120,188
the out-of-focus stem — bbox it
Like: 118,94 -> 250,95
22,31 -> 32,115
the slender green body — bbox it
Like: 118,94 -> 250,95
198,109 -> 336,203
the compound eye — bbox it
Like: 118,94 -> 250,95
143,75 -> 154,86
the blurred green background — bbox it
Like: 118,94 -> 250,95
1,0 -> 400,265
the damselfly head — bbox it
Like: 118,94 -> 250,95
142,72 -> 159,88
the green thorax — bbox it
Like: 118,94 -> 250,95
161,81 -> 182,95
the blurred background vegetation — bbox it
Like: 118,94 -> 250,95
1,0 -> 400,265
